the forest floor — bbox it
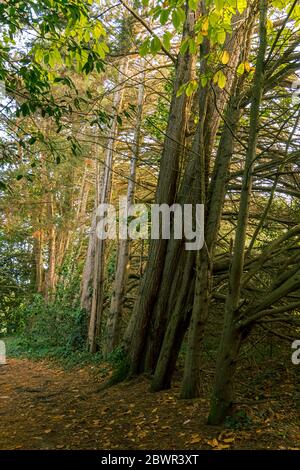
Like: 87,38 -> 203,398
0,358 -> 299,450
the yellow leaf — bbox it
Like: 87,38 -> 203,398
213,70 -> 226,89
216,443 -> 230,450
202,17 -> 209,32
207,438 -> 230,450
221,50 -> 230,64
190,433 -> 202,444
207,438 -> 219,447
244,61 -> 251,72
237,62 -> 245,75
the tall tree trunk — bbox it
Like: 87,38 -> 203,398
34,229 -> 44,294
125,3 -> 198,375
151,251 -> 195,391
144,6 -> 253,380
46,192 -> 56,299
180,6 -> 255,399
151,91 -> 242,392
88,59 -> 129,353
105,66 -> 145,354
80,153 -> 101,314
208,0 -> 268,424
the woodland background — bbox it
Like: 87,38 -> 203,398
0,0 -> 300,447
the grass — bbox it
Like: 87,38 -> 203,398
4,336 -> 103,369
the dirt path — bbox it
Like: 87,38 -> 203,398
0,358 -> 299,450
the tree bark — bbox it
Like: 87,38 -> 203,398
88,60 -> 129,353
125,4 -> 198,375
105,66 -> 145,354
208,0 -> 268,424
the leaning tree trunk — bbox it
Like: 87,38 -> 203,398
151,90 -> 243,392
145,5 -> 253,381
105,66 -> 145,354
180,5 -> 255,399
208,0 -> 268,424
151,251 -> 195,391
124,3 -> 198,375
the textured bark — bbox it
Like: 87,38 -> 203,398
33,230 -> 44,294
145,6 -> 254,384
80,154 -> 101,313
180,92 -> 242,398
180,6 -> 255,399
45,192 -> 56,299
88,60 -> 129,353
207,324 -> 244,425
151,251 -> 195,391
125,4 -> 198,375
80,211 -> 97,314
208,0 -> 268,423
105,67 -> 145,354
144,124 -> 201,373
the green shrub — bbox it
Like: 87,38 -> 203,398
11,294 -> 88,359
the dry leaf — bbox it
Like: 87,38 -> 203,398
190,433 -> 201,444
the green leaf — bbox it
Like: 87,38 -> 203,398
150,36 -> 161,54
172,10 -> 181,29
50,49 -> 62,66
34,47 -> 44,64
188,38 -> 197,54
139,38 -> 150,57
162,31 -> 172,51
186,79 -> 198,97
84,29 -> 90,42
209,12 -> 219,26
94,42 -> 107,59
160,9 -> 170,25
176,82 -> 187,97
237,62 -> 245,75
172,8 -> 185,30
237,0 -> 247,14
180,38 -> 189,54
195,33 -> 204,45
177,7 -> 186,24
201,76 -> 208,87
93,22 -> 106,40
188,0 -> 198,11
28,137 -> 37,145
215,0 -> 224,11
20,103 -> 30,117
217,30 -> 226,44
